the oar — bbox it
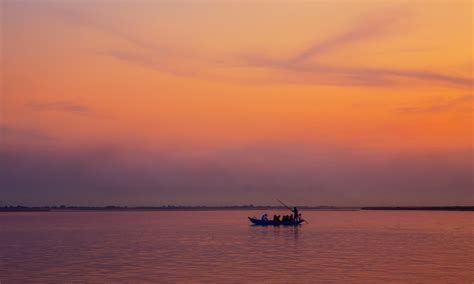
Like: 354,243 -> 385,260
277,199 -> 309,224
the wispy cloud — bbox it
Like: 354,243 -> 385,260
99,50 -> 201,77
242,7 -> 473,88
46,4 -> 202,77
48,4 -> 173,56
398,94 -> 474,113
292,8 -> 407,63
244,53 -> 474,87
0,124 -> 53,141
26,100 -> 114,119
26,101 -> 98,116
44,3 -> 474,87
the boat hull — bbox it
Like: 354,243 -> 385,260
248,217 -> 304,226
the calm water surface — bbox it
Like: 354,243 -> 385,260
1,210 -> 472,283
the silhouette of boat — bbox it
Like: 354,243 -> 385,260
248,217 -> 304,226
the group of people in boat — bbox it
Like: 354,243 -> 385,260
261,207 -> 302,223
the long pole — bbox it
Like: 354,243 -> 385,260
277,199 -> 293,212
277,199 -> 309,224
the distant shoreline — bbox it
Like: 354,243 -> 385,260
0,206 -> 473,212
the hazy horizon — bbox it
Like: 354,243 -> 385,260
1,203 -> 473,208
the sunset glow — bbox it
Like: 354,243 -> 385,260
1,1 -> 472,206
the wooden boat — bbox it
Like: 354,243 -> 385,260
248,217 -> 304,226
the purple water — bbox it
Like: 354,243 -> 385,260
1,210 -> 472,283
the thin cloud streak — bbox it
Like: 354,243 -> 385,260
293,8 -> 408,63
48,4 -> 174,56
100,50 -> 201,77
243,50 -> 472,88
398,94 -> 474,113
25,101 -> 111,118
27,101 -> 91,114
0,124 -> 53,141
44,3 -> 196,76
241,7 -> 473,88
45,4 -> 213,77
244,54 -> 473,87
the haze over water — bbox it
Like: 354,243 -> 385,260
1,210 -> 472,283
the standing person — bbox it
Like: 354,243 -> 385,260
293,207 -> 299,221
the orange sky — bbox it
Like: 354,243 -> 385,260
1,1 -> 473,206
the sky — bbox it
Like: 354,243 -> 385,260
1,0 -> 473,206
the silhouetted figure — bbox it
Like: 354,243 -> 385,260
261,213 -> 268,221
276,215 -> 281,222
293,207 -> 298,220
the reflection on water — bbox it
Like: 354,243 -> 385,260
248,224 -> 300,241
0,210 -> 472,283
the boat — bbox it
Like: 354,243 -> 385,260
248,217 -> 304,226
